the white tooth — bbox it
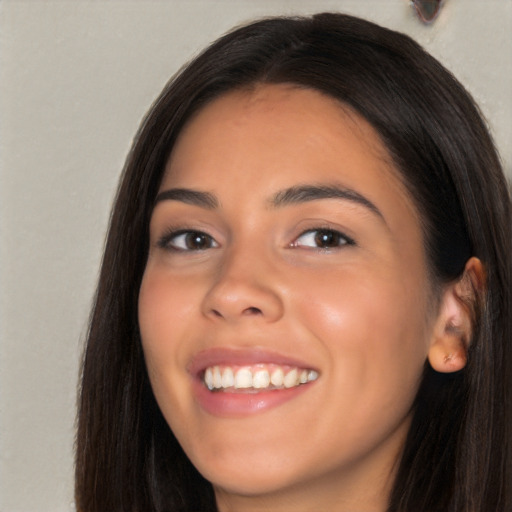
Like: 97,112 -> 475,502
221,367 -> 234,388
213,366 -> 222,389
205,367 -> 214,390
308,370 -> 319,382
284,368 -> 299,388
270,368 -> 284,387
299,369 -> 308,384
235,367 -> 253,388
253,369 -> 270,389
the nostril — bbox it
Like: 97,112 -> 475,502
243,307 -> 263,316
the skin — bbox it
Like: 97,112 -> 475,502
138,84 -> 459,512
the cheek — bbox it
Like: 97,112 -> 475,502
293,268 -> 430,406
139,268 -> 197,350
138,269 -> 199,410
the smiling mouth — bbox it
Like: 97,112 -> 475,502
203,364 -> 319,392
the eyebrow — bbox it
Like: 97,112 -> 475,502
155,188 -> 219,209
270,184 -> 383,219
154,183 -> 383,221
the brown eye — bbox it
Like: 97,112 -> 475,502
314,230 -> 344,248
294,229 -> 354,249
159,230 -> 218,251
184,232 -> 214,250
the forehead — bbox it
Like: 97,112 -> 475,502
162,84 -> 418,222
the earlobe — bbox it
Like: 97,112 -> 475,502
428,331 -> 468,373
427,257 -> 485,373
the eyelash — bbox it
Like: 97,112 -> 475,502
157,229 -> 218,252
156,227 -> 355,252
291,228 -> 355,250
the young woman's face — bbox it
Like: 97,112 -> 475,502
139,85 -> 439,507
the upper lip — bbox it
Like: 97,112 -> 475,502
187,347 -> 319,378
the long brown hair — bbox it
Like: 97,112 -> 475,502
76,13 -> 512,511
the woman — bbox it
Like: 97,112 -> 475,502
75,13 -> 512,512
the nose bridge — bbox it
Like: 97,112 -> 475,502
201,239 -> 284,323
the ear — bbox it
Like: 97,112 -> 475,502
428,257 -> 485,373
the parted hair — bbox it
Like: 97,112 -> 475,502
76,12 -> 512,512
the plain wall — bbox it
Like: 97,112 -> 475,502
0,1 -> 510,510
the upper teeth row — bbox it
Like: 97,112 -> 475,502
204,366 -> 319,391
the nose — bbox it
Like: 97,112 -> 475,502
201,248 -> 284,324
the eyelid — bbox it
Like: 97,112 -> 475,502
153,222 -> 355,252
291,227 -> 355,249
156,227 -> 220,251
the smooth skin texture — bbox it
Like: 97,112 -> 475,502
138,84 -> 470,512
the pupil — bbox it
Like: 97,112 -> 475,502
315,230 -> 339,247
187,232 -> 208,249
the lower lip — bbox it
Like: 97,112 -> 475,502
192,378 -> 315,417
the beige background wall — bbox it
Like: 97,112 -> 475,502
0,1 -> 510,510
